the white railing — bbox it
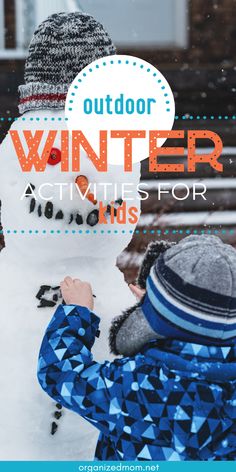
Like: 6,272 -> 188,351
0,0 -> 188,59
77,0 -> 188,48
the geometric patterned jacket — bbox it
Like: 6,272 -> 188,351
38,304 -> 236,461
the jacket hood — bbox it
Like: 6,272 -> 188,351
109,240 -> 175,355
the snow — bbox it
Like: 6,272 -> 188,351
148,146 -> 236,156
118,250 -> 144,269
139,210 -> 236,227
140,177 -> 236,190
0,109 -> 141,460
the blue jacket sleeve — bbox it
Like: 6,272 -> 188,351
37,304 -> 138,437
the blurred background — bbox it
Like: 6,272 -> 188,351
0,0 -> 236,281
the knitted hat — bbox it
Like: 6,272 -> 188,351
18,12 -> 116,114
110,235 -> 236,356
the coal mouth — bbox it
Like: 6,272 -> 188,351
25,183 -> 123,227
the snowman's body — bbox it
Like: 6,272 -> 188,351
0,110 -> 140,459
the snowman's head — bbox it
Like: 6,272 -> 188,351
0,111 -> 141,263
0,12 -> 140,263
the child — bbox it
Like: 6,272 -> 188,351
38,235 -> 236,461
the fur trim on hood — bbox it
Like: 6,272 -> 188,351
109,240 -> 175,356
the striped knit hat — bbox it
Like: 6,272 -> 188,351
110,235 -> 236,357
142,235 -> 236,345
18,12 -> 116,114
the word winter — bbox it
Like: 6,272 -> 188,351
10,129 -> 223,173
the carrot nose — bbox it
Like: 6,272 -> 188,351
75,175 -> 97,205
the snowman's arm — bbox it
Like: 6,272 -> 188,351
38,304 -> 143,437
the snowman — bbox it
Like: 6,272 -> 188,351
0,12 -> 140,460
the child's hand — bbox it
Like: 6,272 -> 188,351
129,284 -> 146,300
60,276 -> 94,311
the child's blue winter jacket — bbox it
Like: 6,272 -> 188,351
38,304 -> 236,461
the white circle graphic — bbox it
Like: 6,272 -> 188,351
65,55 -> 175,166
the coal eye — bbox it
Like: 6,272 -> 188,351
48,148 -> 61,166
